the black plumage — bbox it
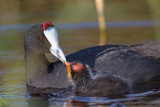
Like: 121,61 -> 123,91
24,24 -> 160,94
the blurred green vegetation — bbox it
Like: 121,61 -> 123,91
0,0 -> 159,23
0,97 -> 9,107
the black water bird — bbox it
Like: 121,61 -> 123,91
65,62 -> 130,97
24,22 -> 160,94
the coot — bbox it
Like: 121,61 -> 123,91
65,62 -> 130,97
25,22 -> 68,94
24,22 -> 160,94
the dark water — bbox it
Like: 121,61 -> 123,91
0,0 -> 160,107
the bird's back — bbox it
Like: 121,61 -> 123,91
66,41 -> 160,93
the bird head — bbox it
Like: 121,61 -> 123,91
65,62 -> 89,83
24,22 -> 66,63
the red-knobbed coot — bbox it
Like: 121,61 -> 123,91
65,60 -> 160,97
24,22 -> 160,94
65,62 -> 129,97
25,22 -> 68,94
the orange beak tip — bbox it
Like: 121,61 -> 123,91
64,61 -> 71,66
64,61 -> 72,79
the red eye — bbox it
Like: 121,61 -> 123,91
40,37 -> 44,40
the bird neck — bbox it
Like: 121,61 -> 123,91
25,50 -> 50,86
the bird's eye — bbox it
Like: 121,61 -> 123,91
40,37 -> 44,40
